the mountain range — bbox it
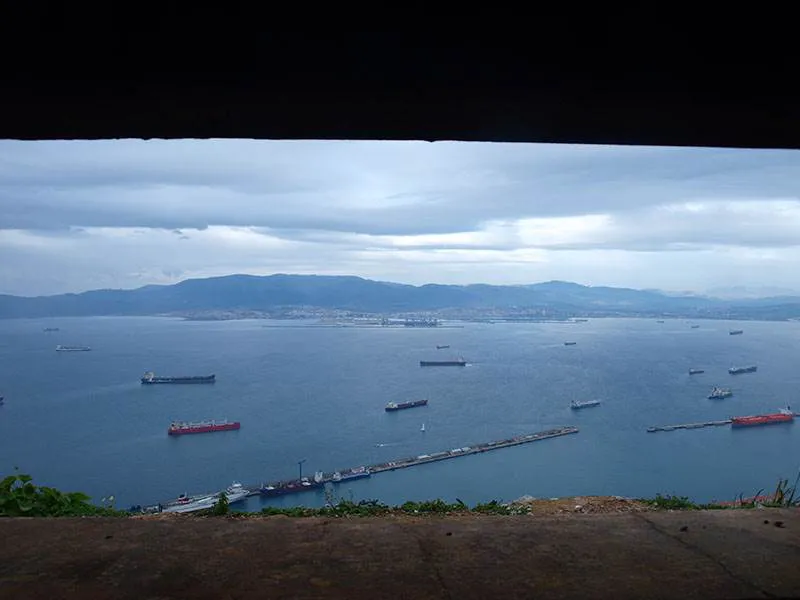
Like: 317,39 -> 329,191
2,274 -> 800,320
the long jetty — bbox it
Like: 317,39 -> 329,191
254,427 -> 579,495
150,427 -> 579,510
647,420 -> 732,433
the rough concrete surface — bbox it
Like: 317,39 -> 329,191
1,510 -> 799,599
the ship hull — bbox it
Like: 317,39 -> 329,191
419,361 -> 466,367
142,376 -> 216,384
729,367 -> 757,375
259,482 -> 323,497
386,400 -> 428,411
571,401 -> 600,410
168,423 -> 240,435
731,414 -> 793,428
335,472 -> 371,483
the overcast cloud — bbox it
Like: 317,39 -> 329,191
1,139 -> 800,296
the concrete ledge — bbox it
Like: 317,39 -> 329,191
1,510 -> 799,599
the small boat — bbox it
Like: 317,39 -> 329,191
43,327 -> 60,332
690,325 -> 700,329
688,368 -> 705,375
56,345 -> 91,352
564,341 -> 577,346
436,344 -> 450,349
708,387 -> 733,400
570,399 -> 601,410
729,330 -> 744,335
656,320 -> 665,323
420,423 -> 426,432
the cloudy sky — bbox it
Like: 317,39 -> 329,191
1,139 -> 800,297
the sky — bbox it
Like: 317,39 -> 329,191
1,139 -> 800,297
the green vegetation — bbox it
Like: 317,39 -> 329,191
0,473 -> 126,517
4,470 -> 799,519
212,491 -> 229,515
640,471 -> 800,510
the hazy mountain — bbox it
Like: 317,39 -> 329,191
704,285 -> 800,300
2,274 -> 800,320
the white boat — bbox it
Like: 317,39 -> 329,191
420,423 -> 426,432
570,399 -> 601,410
162,482 -> 249,513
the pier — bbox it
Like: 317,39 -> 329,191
646,420 -> 732,433
256,427 -> 579,496
152,427 -> 579,510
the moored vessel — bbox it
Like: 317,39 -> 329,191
728,365 -> 757,375
162,482 -> 249,513
708,387 -> 733,399
141,371 -> 216,384
570,399 -> 601,410
731,407 -> 794,428
331,466 -> 371,483
420,358 -> 467,367
259,472 -> 325,497
168,420 -> 240,435
385,399 -> 428,412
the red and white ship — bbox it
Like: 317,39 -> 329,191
730,407 -> 794,428
168,420 -> 241,436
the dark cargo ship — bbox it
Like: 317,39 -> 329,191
141,371 -> 216,384
385,399 -> 428,412
420,358 -> 467,367
728,365 -> 757,375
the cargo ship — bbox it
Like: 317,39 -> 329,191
259,472 -> 325,497
708,387 -> 733,400
688,368 -> 705,375
564,341 -> 577,346
56,345 -> 91,352
729,329 -> 744,335
731,407 -> 794,428
420,358 -> 467,367
729,365 -> 757,375
141,371 -> 216,384
386,399 -> 428,412
570,399 -> 601,410
436,344 -> 450,349
168,420 -> 240,435
331,466 -> 371,483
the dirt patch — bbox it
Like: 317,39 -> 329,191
509,495 -> 653,515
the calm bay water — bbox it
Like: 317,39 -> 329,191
1,316 -> 799,510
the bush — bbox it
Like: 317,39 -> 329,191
0,473 -> 125,517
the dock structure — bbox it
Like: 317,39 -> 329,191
152,427 -> 580,509
647,420 -> 732,433
368,427 -> 579,474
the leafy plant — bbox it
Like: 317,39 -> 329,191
0,473 -> 125,517
212,491 -> 229,516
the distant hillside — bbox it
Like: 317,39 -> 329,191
2,274 -> 800,320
